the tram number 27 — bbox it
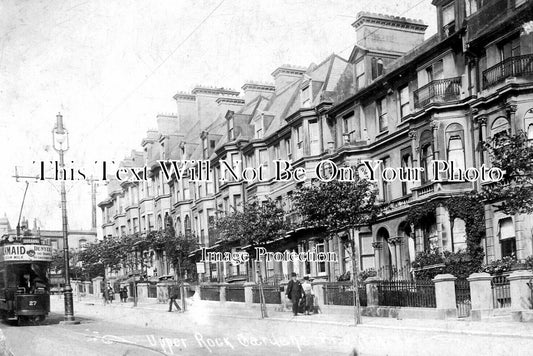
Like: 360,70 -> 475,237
29,301 -> 37,306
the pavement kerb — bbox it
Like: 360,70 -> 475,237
66,300 -> 533,341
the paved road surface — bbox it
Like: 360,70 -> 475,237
0,312 -> 350,355
1,298 -> 533,355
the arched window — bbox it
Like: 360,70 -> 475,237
175,217 -> 181,235
164,212 -> 171,231
79,239 -> 87,250
157,214 -> 162,230
452,218 -> 467,251
184,215 -> 191,235
528,124 -> 533,141
446,123 -> 466,177
491,117 -> 510,139
377,228 -> 392,279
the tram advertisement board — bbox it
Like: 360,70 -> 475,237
0,244 -> 53,262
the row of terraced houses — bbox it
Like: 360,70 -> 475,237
99,0 -> 533,287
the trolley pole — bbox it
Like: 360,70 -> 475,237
52,113 -> 78,324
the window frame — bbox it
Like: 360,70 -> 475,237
377,97 -> 388,132
228,117 -> 234,140
498,217 -> 516,258
399,85 -> 411,119
285,137 -> 292,160
308,119 -> 320,155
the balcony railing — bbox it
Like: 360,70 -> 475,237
414,77 -> 462,108
482,54 -> 533,89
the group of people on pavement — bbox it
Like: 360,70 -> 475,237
102,283 -> 129,303
285,272 -> 316,316
101,281 -> 184,312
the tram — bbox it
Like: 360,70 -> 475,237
0,234 -> 52,325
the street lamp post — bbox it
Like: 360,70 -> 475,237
52,112 -> 78,324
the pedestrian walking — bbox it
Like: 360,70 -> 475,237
107,283 -> 114,303
302,276 -> 314,315
168,283 -> 182,312
285,272 -> 303,316
120,287 -> 128,303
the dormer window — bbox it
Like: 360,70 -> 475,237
202,137 -> 208,159
356,60 -> 365,89
371,58 -> 384,80
228,117 -> 234,140
255,116 -> 264,139
301,83 -> 311,108
466,0 -> 480,17
255,125 -> 263,139
442,2 -> 455,36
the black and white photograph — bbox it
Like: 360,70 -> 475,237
1,0 -> 533,355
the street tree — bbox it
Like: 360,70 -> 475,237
214,199 -> 290,280
291,175 -> 380,325
78,236 -> 129,286
164,230 -> 198,281
482,130 -> 533,215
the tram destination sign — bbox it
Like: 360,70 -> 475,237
21,238 -> 42,244
0,244 -> 53,262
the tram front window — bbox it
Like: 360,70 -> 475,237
7,263 -> 49,294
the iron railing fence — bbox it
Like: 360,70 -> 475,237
491,275 -> 511,308
377,279 -> 436,308
225,285 -> 246,302
148,283 -> 157,299
323,282 -> 367,307
200,285 -> 220,301
483,54 -> 533,89
455,278 -> 471,318
414,77 -> 462,108
252,285 -> 281,304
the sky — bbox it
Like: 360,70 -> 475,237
0,0 -> 436,233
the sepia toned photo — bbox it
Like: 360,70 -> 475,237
1,0 -> 533,355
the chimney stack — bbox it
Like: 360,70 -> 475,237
271,65 -> 306,93
241,82 -> 275,103
352,12 -> 427,54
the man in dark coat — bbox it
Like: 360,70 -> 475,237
285,272 -> 303,316
168,283 -> 182,312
